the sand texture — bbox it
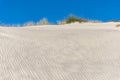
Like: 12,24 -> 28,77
0,23 -> 120,80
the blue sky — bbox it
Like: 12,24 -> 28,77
0,0 -> 120,24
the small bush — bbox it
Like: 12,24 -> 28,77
57,15 -> 88,25
65,15 -> 87,24
37,18 -> 49,25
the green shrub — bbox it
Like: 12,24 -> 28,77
65,15 -> 87,24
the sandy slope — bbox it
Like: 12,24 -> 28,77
0,23 -> 120,80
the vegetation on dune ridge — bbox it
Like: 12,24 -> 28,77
24,18 -> 49,26
57,15 -> 88,25
0,18 -> 50,27
0,15 -> 103,27
57,15 -> 102,25
37,18 -> 49,25
66,15 -> 87,23
24,15 -> 90,26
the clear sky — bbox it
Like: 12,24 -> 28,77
0,0 -> 120,24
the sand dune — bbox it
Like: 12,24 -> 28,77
0,23 -> 120,80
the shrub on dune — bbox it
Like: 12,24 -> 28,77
58,15 -> 88,25
66,15 -> 87,24
37,18 -> 49,25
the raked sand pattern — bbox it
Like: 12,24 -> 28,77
0,23 -> 120,80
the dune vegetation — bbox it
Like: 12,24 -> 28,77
1,15 -> 119,27
57,15 -> 89,25
65,15 -> 87,23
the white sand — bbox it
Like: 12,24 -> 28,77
0,23 -> 120,80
